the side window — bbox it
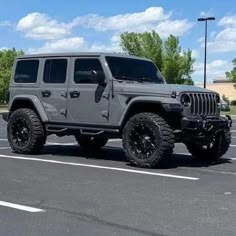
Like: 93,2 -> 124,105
43,59 -> 67,83
74,59 -> 105,84
14,60 -> 39,83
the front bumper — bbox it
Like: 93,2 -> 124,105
181,115 -> 232,132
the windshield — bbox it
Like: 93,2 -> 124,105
105,56 -> 165,84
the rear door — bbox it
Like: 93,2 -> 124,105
40,58 -> 69,121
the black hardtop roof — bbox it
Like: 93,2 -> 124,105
17,52 -> 151,61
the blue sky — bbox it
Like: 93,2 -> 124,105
0,0 -> 236,84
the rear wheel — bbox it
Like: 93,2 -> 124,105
75,135 -> 108,149
185,129 -> 231,161
122,112 -> 175,168
7,108 -> 46,154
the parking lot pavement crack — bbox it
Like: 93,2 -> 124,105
43,205 -> 166,236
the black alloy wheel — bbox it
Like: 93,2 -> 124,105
7,109 -> 46,154
122,113 -> 175,168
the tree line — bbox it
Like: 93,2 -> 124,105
0,48 -> 24,104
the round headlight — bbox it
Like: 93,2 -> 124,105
180,94 -> 191,107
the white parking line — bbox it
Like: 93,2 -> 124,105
0,200 -> 45,213
0,139 -> 7,141
231,130 -> 236,133
0,147 -> 10,149
0,154 -> 199,181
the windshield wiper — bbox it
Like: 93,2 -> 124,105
138,77 -> 165,84
115,76 -> 163,84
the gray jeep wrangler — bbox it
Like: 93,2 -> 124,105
5,53 -> 232,167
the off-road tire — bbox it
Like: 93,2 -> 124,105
122,112 -> 175,168
185,129 -> 231,161
7,108 -> 46,154
75,135 -> 108,150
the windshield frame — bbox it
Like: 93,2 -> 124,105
105,56 -> 166,84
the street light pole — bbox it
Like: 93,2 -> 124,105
197,17 -> 215,88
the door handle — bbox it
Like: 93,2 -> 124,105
42,90 -> 51,97
70,91 -> 80,98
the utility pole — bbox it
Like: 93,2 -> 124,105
197,17 -> 215,88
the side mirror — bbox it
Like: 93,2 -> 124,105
91,70 -> 106,85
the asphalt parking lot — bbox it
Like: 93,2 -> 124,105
0,115 -> 236,236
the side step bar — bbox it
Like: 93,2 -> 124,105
45,124 -> 120,135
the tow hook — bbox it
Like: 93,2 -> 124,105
225,115 -> 232,128
202,120 -> 207,130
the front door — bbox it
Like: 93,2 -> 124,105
40,58 -> 68,121
67,57 -> 110,124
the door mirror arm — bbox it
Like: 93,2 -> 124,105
91,70 -> 106,86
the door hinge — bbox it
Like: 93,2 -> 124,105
102,93 -> 109,99
60,109 -> 67,116
101,111 -> 109,119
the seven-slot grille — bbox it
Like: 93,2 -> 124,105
186,93 -> 219,116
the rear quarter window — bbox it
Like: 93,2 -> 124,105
14,60 -> 39,83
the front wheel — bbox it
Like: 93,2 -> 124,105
185,129 -> 231,161
122,113 -> 175,168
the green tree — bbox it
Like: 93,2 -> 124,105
120,31 -> 195,85
0,48 -> 24,104
121,31 -> 163,69
226,59 -> 236,84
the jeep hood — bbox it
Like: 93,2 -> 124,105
118,83 -> 216,96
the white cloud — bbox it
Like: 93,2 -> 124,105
155,20 -> 193,37
18,7 -> 195,55
200,9 -> 214,17
18,7 -> 193,42
0,21 -> 11,27
215,27 -> 236,41
218,15 -> 236,27
17,12 -> 72,40
0,47 -> 8,50
192,49 -> 200,59
198,37 -> 204,43
90,34 -> 124,52
193,60 -> 231,82
73,7 -> 171,31
29,37 -> 85,54
29,35 -> 122,54
72,7 -> 193,37
208,41 -> 236,53
206,15 -> 236,53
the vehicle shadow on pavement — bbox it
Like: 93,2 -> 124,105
157,154 -> 232,170
41,145 -> 232,170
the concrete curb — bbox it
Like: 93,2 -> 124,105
0,111 -> 8,115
